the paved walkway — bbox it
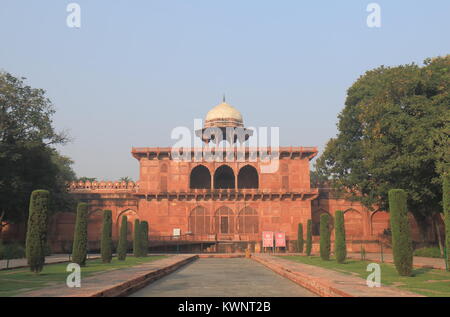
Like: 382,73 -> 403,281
347,253 -> 447,270
254,255 -> 422,297
19,255 -> 193,297
130,258 -> 317,297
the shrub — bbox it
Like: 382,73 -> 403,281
297,223 -> 304,253
306,219 -> 312,256
389,189 -> 413,276
133,219 -> 141,257
72,202 -> 88,266
117,215 -> 128,261
444,175 -> 450,271
0,241 -> 25,260
319,213 -> 331,261
414,246 -> 443,258
334,210 -> 347,263
25,189 -> 50,273
140,221 -> 149,257
101,210 -> 113,263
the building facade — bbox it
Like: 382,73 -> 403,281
48,101 -> 391,253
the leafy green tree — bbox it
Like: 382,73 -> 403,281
72,203 -> 88,266
334,210 -> 347,263
140,221 -> 149,257
316,56 -> 450,239
101,210 -> 112,263
133,219 -> 141,257
306,219 -> 313,256
320,213 -> 331,260
25,190 -> 49,273
297,223 -> 304,253
389,189 -> 413,276
443,176 -> 450,271
0,72 -> 75,235
117,215 -> 128,261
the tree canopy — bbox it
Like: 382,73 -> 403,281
0,72 -> 76,228
316,56 -> 450,234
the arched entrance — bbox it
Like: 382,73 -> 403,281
238,165 -> 259,189
190,165 -> 211,189
214,165 -> 235,189
214,206 -> 234,234
188,206 -> 211,235
237,207 -> 259,234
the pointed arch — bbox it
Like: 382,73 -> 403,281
238,165 -> 259,189
190,165 -> 211,189
188,206 -> 212,235
237,206 -> 259,234
214,206 -> 234,234
344,208 -> 363,238
214,165 -> 235,189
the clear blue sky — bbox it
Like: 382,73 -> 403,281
1,0 -> 449,180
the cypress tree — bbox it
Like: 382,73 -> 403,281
140,221 -> 149,257
71,202 -> 88,266
297,223 -> 304,253
117,215 -> 128,261
101,210 -> 113,263
334,210 -> 347,263
389,189 -> 413,276
443,176 -> 449,271
320,213 -> 331,261
133,219 -> 141,257
25,190 -> 49,273
306,219 -> 312,256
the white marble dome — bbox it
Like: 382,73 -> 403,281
204,102 -> 243,128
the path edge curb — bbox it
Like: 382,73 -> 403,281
252,255 -> 352,297
89,255 -> 198,297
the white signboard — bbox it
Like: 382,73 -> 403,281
173,228 -> 181,236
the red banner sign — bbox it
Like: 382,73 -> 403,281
275,232 -> 286,247
262,231 -> 274,248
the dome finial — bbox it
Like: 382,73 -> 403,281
222,94 -> 226,103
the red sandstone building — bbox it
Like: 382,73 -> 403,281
51,101 -> 390,253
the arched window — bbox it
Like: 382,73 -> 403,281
237,207 -> 259,234
190,165 -> 211,189
344,209 -> 363,238
237,165 -> 259,189
188,206 -> 211,234
214,206 -> 234,234
214,165 -> 235,189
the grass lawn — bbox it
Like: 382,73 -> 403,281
0,255 -> 166,297
280,255 -> 450,297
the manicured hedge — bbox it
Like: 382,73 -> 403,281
319,213 -> 331,261
334,210 -> 347,263
101,210 -> 113,263
72,202 -> 88,266
25,190 -> 49,273
117,215 -> 128,261
306,219 -> 312,256
389,189 -> 413,276
297,223 -> 304,253
444,176 -> 450,271
133,219 -> 141,257
140,221 -> 149,257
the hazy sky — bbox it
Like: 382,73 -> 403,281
1,1 -> 449,180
